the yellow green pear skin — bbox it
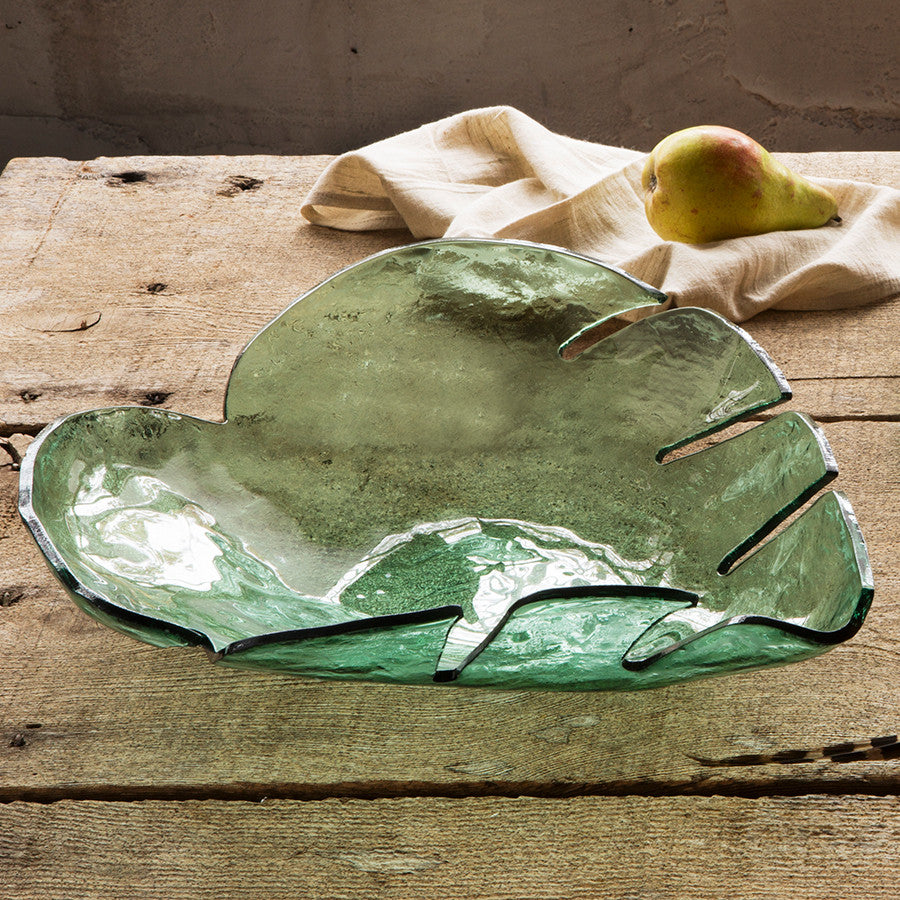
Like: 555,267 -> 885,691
641,125 -> 839,244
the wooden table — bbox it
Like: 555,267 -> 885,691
1,152 -> 898,898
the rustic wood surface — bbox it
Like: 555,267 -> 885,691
1,151 -> 898,898
4,796 -> 900,899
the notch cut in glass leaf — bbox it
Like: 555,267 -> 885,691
19,239 -> 873,690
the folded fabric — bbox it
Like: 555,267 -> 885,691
301,106 -> 900,322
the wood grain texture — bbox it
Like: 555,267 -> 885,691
0,155 -> 409,432
1,152 -> 898,894
3,795 -> 900,899
0,153 -> 897,433
2,423 -> 898,798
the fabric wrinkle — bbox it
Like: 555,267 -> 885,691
300,106 -> 900,322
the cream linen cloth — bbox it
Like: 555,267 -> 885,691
301,106 -> 900,322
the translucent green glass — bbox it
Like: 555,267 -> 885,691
19,239 -> 873,689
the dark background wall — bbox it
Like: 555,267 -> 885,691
1,0 -> 897,171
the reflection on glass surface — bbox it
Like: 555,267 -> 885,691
19,239 -> 873,689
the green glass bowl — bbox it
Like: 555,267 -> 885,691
19,239 -> 873,690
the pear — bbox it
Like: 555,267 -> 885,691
641,125 -> 840,244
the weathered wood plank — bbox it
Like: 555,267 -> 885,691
745,303 -> 900,388
0,155 -> 409,432
0,153 -> 897,432
0,156 -> 82,268
3,795 -> 900,899
771,377 -> 898,422
2,422 -> 898,798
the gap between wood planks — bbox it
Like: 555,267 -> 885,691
812,415 -> 900,423
5,772 -> 900,806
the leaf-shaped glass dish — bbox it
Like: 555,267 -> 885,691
19,239 -> 873,690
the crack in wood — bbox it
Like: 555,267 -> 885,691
26,311 -> 101,333
217,174 -> 264,197
0,441 -> 20,468
0,423 -> 44,438
0,588 -> 25,607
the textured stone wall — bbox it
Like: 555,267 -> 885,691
1,0 -> 897,170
